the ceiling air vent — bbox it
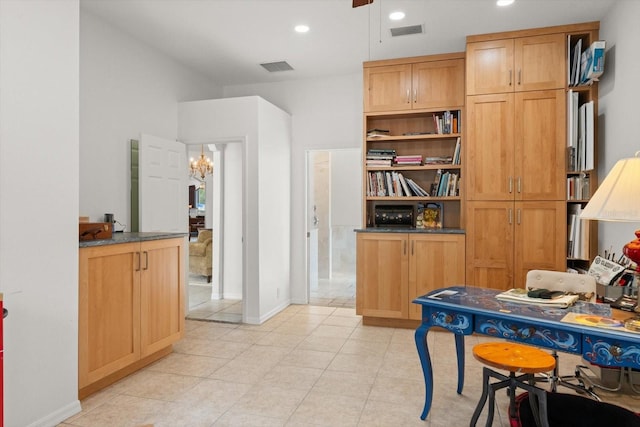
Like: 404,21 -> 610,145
390,24 -> 423,37
260,61 -> 294,72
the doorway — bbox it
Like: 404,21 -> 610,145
306,149 -> 361,307
186,139 -> 245,323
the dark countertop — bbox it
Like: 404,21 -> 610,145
354,227 -> 465,234
79,232 -> 188,248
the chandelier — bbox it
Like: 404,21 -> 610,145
189,145 -> 213,180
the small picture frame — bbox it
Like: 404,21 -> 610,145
421,202 -> 443,229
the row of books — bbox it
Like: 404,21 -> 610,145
568,39 -> 605,87
366,137 -> 461,167
367,171 -> 430,197
433,111 -> 460,134
567,92 -> 594,172
568,204 -> 591,260
567,175 -> 590,200
431,170 -> 460,197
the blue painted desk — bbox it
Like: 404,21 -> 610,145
413,286 -> 640,420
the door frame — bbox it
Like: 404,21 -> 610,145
184,136 -> 247,322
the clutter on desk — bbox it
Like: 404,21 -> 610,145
587,254 -> 638,303
497,288 -> 579,308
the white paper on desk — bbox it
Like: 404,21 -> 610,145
496,289 -> 579,308
428,290 -> 458,300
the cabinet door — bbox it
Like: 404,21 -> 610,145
412,59 -> 465,109
79,243 -> 141,388
466,39 -> 514,95
466,93 -> 515,201
515,90 -> 566,201
514,201 -> 566,288
363,64 -> 412,112
408,234 -> 466,320
514,33 -> 566,92
356,233 -> 409,319
466,201 -> 514,290
140,238 -> 185,357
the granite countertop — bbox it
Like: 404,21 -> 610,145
79,232 -> 188,248
354,227 -> 465,234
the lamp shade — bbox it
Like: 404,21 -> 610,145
580,154 -> 640,222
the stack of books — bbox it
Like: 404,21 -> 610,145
395,155 -> 422,166
366,148 -> 395,167
424,156 -> 453,165
367,128 -> 391,138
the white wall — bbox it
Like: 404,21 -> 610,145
79,9 -> 221,226
597,0 -> 640,257
178,97 -> 292,323
224,74 -> 362,303
0,1 -> 81,426
258,98 -> 292,314
222,142 -> 243,300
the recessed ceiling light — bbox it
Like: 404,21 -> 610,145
389,11 -> 405,20
497,0 -> 515,6
294,24 -> 309,33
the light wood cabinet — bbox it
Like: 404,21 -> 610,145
356,232 -> 465,322
364,55 -> 464,112
466,33 -> 566,95
79,237 -> 185,398
466,90 -> 566,201
466,201 -> 565,290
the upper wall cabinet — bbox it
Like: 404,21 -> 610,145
466,33 -> 566,95
364,54 -> 465,112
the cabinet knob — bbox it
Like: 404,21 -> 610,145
509,69 -> 513,86
518,69 -> 522,85
406,89 -> 410,104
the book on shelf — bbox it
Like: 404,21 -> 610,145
398,173 -> 412,196
567,175 -> 590,200
567,90 -> 579,171
395,155 -> 422,165
452,137 -> 461,165
424,156 -> 453,165
406,178 -> 429,197
569,38 -> 582,86
366,159 -> 393,167
367,129 -> 390,138
567,204 -> 591,259
432,110 -> 459,134
580,40 -> 606,85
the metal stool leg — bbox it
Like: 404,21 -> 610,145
470,367 -> 492,426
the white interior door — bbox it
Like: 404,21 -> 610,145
139,134 -> 188,232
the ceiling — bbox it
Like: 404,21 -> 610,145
81,0 -> 616,87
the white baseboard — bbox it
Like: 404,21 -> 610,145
27,400 -> 81,427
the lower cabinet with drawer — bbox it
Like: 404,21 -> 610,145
356,231 -> 465,326
78,237 -> 185,398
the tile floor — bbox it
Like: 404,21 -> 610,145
187,275 -> 356,323
60,305 -> 640,427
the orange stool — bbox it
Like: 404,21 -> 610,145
470,342 -> 556,427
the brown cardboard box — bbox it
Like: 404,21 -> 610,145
79,222 -> 113,241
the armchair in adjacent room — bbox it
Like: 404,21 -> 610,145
189,229 -> 212,282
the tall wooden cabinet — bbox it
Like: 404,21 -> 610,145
465,22 -> 600,289
78,236 -> 185,398
357,53 -> 466,326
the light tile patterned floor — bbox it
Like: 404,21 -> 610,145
187,275 -> 356,323
60,305 -> 640,427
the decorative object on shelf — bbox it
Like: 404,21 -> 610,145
580,151 -> 640,313
189,145 -> 213,180
423,203 -> 442,229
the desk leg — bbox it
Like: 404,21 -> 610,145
455,333 -> 465,394
415,323 -> 433,420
